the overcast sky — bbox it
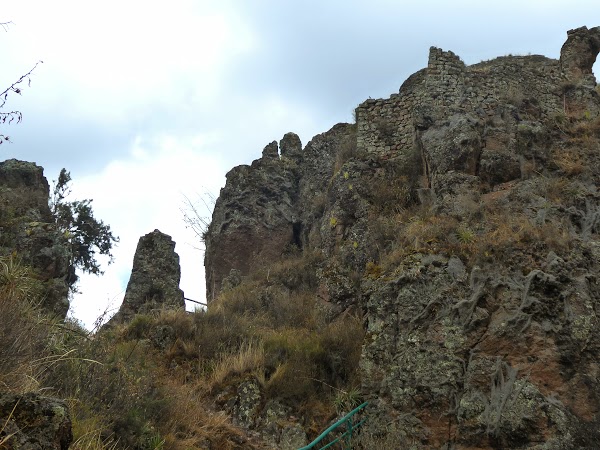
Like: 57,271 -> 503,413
1,1 -> 598,329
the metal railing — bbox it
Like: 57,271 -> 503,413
299,401 -> 368,450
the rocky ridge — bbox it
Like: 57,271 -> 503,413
205,26 -> 600,448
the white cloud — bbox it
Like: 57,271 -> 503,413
1,1 -> 256,121
68,132 -> 226,328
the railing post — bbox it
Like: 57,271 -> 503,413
345,417 -> 352,450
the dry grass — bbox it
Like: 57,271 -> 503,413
376,196 -> 573,274
467,210 -> 572,269
333,127 -> 359,173
0,255 -> 43,302
160,380 -> 252,450
208,341 -> 265,389
0,256 -> 54,393
572,115 -> 600,138
551,145 -> 589,177
70,429 -> 119,450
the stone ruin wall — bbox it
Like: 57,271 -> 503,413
355,83 -> 419,161
355,46 -> 568,164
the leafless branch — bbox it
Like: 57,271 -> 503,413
0,60 -> 43,109
180,191 -> 215,249
0,21 -> 14,32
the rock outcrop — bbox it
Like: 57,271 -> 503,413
560,25 -> 600,82
0,392 -> 72,449
204,125 -> 356,301
112,229 -> 184,323
0,159 -> 70,317
206,27 -> 600,448
215,377 -> 308,449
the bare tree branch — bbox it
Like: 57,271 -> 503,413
0,21 -> 42,145
0,60 -> 43,109
180,191 -> 215,250
0,21 -> 14,32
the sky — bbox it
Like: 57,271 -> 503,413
0,1 -> 598,329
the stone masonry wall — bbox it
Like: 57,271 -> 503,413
355,40 -> 583,165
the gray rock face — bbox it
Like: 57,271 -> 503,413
113,229 -> 184,322
279,424 -> 307,450
279,131 -> 303,159
204,146 -> 298,301
232,378 -> 262,429
421,114 -> 482,177
560,26 -> 600,81
0,392 -> 72,450
206,27 -> 600,447
204,125 -> 356,302
216,380 -> 308,449
0,159 -> 70,317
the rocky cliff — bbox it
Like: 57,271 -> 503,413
0,159 -> 70,317
205,26 -> 600,448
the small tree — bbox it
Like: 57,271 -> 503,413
51,169 -> 119,288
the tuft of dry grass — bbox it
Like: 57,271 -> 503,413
70,429 -> 119,450
0,256 -> 55,393
160,379 -> 253,450
208,341 -> 265,389
552,147 -> 586,176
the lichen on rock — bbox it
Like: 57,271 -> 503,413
0,392 -> 72,450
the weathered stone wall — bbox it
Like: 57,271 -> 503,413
355,46 -> 567,163
355,83 -> 419,161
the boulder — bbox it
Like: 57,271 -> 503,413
0,392 -> 72,450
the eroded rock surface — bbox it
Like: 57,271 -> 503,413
0,392 -> 72,450
0,159 -> 70,317
560,25 -> 600,81
112,229 -> 184,323
205,125 -> 356,301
